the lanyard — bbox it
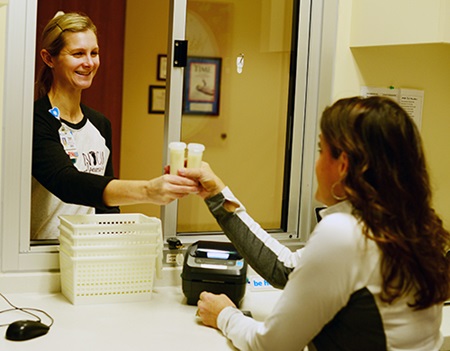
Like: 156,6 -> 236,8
49,106 -> 79,163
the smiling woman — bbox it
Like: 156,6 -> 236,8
35,2 -> 127,175
36,14 -> 100,120
31,12 -> 200,240
31,12 -> 119,240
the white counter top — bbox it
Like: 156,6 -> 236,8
1,284 -> 449,350
0,286 -> 281,351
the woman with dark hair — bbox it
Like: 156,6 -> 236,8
181,96 -> 450,350
32,12 -> 198,239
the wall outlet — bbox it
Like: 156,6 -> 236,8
166,253 -> 177,264
163,250 -> 185,266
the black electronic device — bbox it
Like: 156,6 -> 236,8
5,320 -> 50,341
181,241 -> 247,307
0,292 -> 53,342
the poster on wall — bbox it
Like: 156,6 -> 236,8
183,57 -> 222,116
360,86 -> 424,129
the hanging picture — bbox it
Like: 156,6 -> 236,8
183,57 -> 221,116
157,54 -> 167,81
148,85 -> 165,114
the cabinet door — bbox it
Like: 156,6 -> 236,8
351,0 -> 449,47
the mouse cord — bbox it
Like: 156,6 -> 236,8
0,293 -> 54,328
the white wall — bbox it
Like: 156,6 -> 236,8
0,3 -> 7,176
329,0 -> 360,100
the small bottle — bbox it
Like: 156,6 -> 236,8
187,143 -> 205,168
169,142 -> 186,175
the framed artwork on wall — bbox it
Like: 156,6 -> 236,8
148,85 -> 165,114
157,54 -> 167,81
183,57 -> 222,116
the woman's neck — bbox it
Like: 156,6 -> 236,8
48,89 -> 84,124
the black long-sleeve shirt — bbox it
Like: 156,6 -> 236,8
31,95 -> 119,239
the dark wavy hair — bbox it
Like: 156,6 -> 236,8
35,12 -> 97,99
320,96 -> 450,309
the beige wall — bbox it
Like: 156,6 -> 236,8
351,44 -> 450,228
332,0 -> 450,228
119,1 -> 169,219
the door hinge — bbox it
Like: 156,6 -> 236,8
173,40 -> 188,67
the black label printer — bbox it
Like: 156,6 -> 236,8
181,241 -> 247,306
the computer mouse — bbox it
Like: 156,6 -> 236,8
5,320 -> 50,341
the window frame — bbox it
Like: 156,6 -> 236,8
0,0 -> 339,286
161,0 -> 338,245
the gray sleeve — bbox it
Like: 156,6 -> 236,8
205,191 -> 295,288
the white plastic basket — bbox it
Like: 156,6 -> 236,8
59,225 -> 160,248
59,213 -> 162,239
60,251 -> 157,305
58,214 -> 163,304
59,235 -> 160,258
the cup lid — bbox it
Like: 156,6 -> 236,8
169,142 -> 187,150
187,143 -> 205,153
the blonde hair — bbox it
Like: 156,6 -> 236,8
35,12 -> 98,99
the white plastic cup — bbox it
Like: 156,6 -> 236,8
169,142 -> 186,175
187,143 -> 205,168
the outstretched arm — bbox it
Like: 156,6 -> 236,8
180,163 -> 299,288
102,175 -> 200,207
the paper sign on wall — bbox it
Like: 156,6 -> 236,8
360,86 -> 424,130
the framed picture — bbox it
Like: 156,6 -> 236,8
183,57 -> 222,116
157,54 -> 167,81
148,85 -> 165,114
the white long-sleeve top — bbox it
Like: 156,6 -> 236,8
205,187 -> 443,351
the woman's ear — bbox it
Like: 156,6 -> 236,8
40,49 -> 54,68
338,151 -> 349,178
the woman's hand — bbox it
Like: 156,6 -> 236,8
145,174 -> 201,205
178,162 -> 226,199
197,291 -> 236,329
103,175 -> 200,207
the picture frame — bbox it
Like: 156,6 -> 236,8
183,57 -> 222,116
148,85 -> 166,114
157,54 -> 167,81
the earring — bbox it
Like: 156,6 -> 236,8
331,181 -> 347,201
